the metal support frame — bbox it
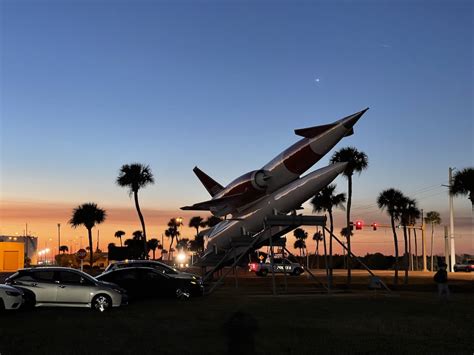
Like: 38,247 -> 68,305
202,214 -> 390,295
325,227 -> 391,293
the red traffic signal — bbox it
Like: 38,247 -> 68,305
372,223 -> 378,231
355,221 -> 363,230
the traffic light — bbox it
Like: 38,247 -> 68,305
372,223 -> 377,231
355,221 -> 363,230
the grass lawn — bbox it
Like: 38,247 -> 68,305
0,289 -> 472,355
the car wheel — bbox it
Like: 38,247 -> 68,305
176,288 -> 190,300
454,267 -> 458,272
0,298 -> 5,312
260,269 -> 268,277
293,268 -> 303,276
21,289 -> 36,310
92,294 -> 112,312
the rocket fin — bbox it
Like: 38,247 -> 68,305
180,193 -> 244,211
344,128 -> 354,137
294,123 -> 336,138
193,166 -> 224,197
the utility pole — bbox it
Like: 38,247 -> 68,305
444,226 -> 449,267
449,167 -> 456,272
421,209 -> 427,271
57,223 -> 61,255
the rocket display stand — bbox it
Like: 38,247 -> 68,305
202,214 -> 391,295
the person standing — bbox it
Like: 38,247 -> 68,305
434,262 -> 450,300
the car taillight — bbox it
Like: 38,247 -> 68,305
249,263 -> 258,271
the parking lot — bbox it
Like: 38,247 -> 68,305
1,268 -> 473,354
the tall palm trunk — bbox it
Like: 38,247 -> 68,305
119,236 -> 123,247
328,209 -> 334,287
133,190 -> 148,259
402,225 -> 409,285
390,215 -> 399,286
346,175 -> 353,287
316,239 -> 320,269
87,228 -> 93,269
408,228 -> 412,271
430,223 -> 435,271
413,227 -> 418,271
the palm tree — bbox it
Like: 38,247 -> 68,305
132,230 -> 143,240
340,227 -> 353,269
189,216 -> 206,253
116,163 -> 155,257
312,231 -> 323,269
176,238 -> 190,251
205,216 -> 222,227
407,203 -> 421,270
114,230 -> 125,247
425,211 -> 441,271
189,216 -> 206,235
59,245 -> 69,254
293,239 -> 306,257
450,167 -> 474,210
293,228 -> 308,256
377,188 -> 404,286
330,147 -> 368,286
165,218 -> 181,260
69,202 -> 106,269
310,184 -> 346,281
147,238 -> 160,259
398,197 -> 418,284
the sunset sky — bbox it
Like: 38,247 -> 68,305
1,0 -> 472,256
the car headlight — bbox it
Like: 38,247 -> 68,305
5,291 -> 21,297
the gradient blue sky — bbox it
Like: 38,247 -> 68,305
1,0 -> 472,252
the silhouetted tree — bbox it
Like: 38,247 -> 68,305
165,218 -> 181,260
310,184 -> 346,280
114,230 -> 125,247
59,245 -> 69,254
377,188 -> 404,286
176,238 -> 190,251
189,216 -> 206,235
132,230 -> 144,240
108,242 -> 116,249
293,239 -> 305,257
312,231 -> 323,269
399,196 -> 418,284
330,147 -> 368,287
450,167 -> 474,209
425,211 -> 441,271
205,216 -> 222,227
147,238 -> 160,259
293,228 -> 308,256
407,203 -> 421,270
116,163 -> 155,258
69,202 -> 106,269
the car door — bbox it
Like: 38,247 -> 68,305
56,270 -> 93,304
102,269 -> 141,298
29,270 -> 57,303
141,269 -> 174,297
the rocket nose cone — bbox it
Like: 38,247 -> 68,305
332,161 -> 348,174
341,107 -> 369,129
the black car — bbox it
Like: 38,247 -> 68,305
96,267 -> 203,300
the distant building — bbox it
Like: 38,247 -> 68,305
0,235 -> 38,266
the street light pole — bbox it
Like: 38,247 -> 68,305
57,223 -> 61,256
448,167 -> 456,272
421,209 -> 427,271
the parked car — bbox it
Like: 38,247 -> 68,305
97,267 -> 203,300
105,260 -> 201,281
453,260 -> 474,272
248,258 -> 304,276
5,267 -> 127,312
0,284 -> 24,311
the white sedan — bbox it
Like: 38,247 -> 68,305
0,284 -> 24,310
